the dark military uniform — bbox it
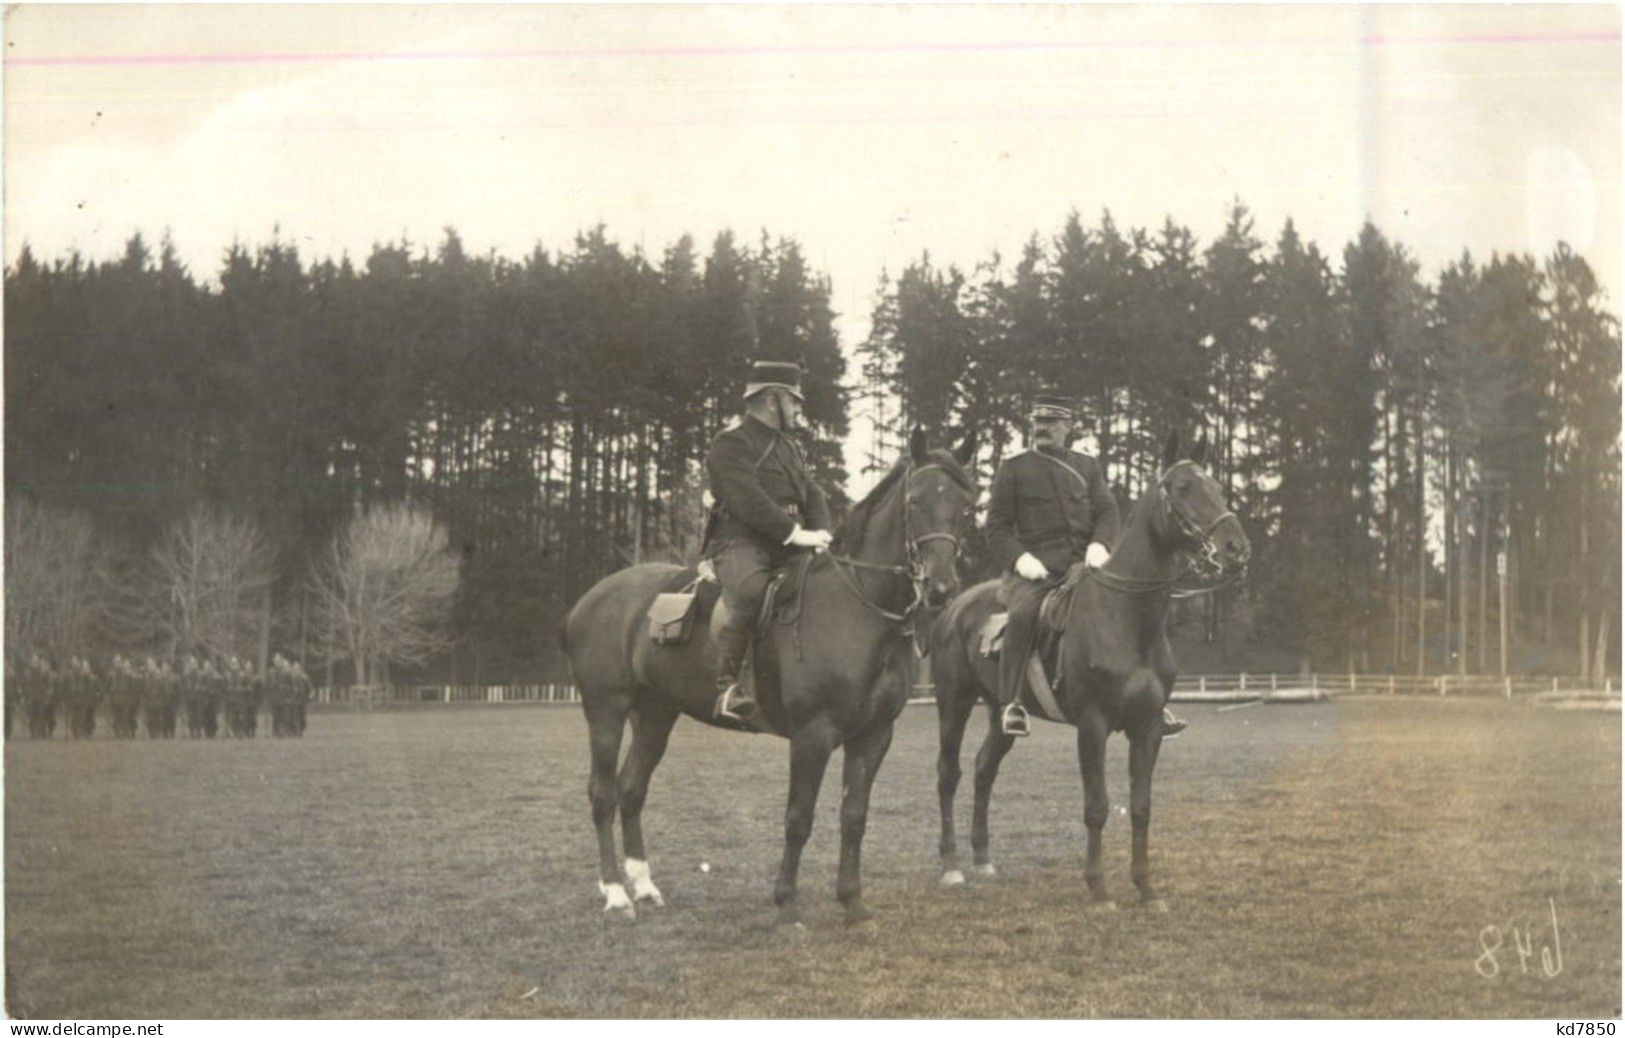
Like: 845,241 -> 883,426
141,661 -> 171,739
24,657 -> 57,739
986,447 -> 1120,579
266,663 -> 287,737
985,444 -> 1121,713
288,664 -> 311,736
110,658 -> 141,738
243,665 -> 263,738
703,413 -> 831,691
66,659 -> 99,739
222,662 -> 246,738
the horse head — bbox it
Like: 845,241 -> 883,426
1155,430 -> 1250,578
905,427 -> 981,609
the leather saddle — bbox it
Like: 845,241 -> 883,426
975,580 -> 1074,659
976,580 -> 1076,722
645,555 -> 807,648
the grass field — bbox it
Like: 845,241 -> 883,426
5,697 -> 1619,1019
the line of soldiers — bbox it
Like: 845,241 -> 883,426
5,652 -> 312,740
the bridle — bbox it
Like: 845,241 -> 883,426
1158,460 -> 1240,582
825,461 -> 967,626
1088,459 -> 1245,598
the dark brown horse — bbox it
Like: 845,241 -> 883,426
931,431 -> 1249,908
564,429 -> 979,925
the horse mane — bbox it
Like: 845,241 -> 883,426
830,448 -> 975,555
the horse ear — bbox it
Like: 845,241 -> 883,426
953,429 -> 978,467
1193,430 -> 1209,466
1162,429 -> 1181,469
909,426 -> 929,464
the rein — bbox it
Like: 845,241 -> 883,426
1088,460 -> 1244,599
823,462 -> 963,628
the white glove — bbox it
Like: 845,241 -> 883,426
1014,552 -> 1050,581
786,526 -> 833,552
1085,542 -> 1111,569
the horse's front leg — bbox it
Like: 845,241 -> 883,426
936,688 -> 976,886
836,718 -> 895,925
618,696 -> 681,908
1076,711 -> 1114,908
774,716 -> 839,927
1129,726 -> 1168,911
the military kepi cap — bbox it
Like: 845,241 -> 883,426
745,360 -> 805,402
1030,389 -> 1074,421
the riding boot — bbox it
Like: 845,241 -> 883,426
1161,706 -> 1188,738
996,585 -> 1044,738
712,614 -> 759,725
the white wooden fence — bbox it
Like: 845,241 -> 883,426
312,683 -> 580,706
1170,672 -> 1616,702
313,673 -> 1618,708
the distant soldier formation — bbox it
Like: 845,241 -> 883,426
3,651 -> 312,741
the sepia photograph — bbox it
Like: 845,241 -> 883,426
2,2 -> 1620,1023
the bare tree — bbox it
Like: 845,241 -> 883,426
310,503 -> 460,688
125,505 -> 277,661
4,500 -> 112,660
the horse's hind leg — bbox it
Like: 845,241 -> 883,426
836,718 -> 895,925
970,702 -> 1016,877
584,689 -> 635,918
936,684 -> 976,886
774,716 -> 839,927
618,694 -> 681,908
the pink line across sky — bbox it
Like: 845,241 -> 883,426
8,31 -> 1619,68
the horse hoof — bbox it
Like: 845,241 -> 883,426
843,902 -> 874,927
973,862 -> 997,879
599,882 -> 636,921
775,905 -> 804,930
939,869 -> 967,888
624,860 -> 664,907
1142,897 -> 1170,913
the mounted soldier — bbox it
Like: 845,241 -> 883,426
702,359 -> 833,726
566,416 -> 979,922
985,389 -> 1186,738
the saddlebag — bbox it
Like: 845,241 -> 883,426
977,612 -> 1008,658
648,591 -> 699,645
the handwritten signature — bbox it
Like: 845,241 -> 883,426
1476,897 -> 1563,979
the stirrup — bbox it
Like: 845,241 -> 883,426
715,683 -> 759,724
1161,708 -> 1188,739
1000,702 -> 1031,738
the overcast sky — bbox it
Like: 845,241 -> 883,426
6,4 -> 1619,484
